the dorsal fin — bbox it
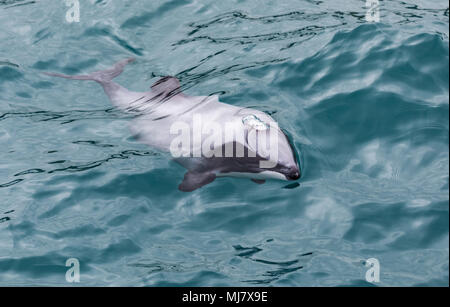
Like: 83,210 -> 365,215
151,76 -> 183,97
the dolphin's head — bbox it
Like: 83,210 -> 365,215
241,111 -> 301,181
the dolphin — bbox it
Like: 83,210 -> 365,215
45,58 -> 301,191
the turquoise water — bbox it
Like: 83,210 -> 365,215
0,0 -> 448,286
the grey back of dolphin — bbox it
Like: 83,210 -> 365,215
45,58 -> 300,191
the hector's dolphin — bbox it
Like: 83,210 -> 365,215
45,58 -> 300,191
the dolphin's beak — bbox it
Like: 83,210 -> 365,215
286,166 -> 301,180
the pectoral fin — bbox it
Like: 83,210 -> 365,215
178,171 -> 216,192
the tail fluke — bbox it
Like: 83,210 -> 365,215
43,58 -> 135,83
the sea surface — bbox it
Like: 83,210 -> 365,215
0,0 -> 448,286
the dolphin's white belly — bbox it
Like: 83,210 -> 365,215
216,171 -> 287,180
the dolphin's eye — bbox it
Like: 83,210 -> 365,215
242,115 -> 268,131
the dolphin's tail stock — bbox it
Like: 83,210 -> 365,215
44,58 -> 135,84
